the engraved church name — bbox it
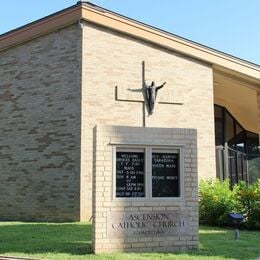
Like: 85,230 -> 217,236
107,211 -> 190,237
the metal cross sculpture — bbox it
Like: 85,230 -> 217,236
142,61 -> 166,115
116,61 -> 167,127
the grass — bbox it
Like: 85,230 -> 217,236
0,222 -> 259,259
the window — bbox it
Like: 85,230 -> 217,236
226,112 -> 235,149
214,105 -> 224,146
115,148 -> 145,198
114,146 -> 182,199
152,150 -> 179,197
214,104 -> 259,153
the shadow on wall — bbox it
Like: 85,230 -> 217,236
0,222 -> 92,255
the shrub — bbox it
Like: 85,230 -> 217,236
233,180 -> 260,230
199,179 -> 260,230
199,179 -> 239,226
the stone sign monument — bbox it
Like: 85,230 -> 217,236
92,125 -> 198,253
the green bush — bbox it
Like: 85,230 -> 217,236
199,179 -> 239,226
199,179 -> 260,229
233,180 -> 260,230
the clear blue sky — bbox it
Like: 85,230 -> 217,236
1,0 -> 259,65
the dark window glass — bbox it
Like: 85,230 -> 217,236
236,123 -> 244,135
214,105 -> 224,146
214,105 -> 259,152
246,132 -> 259,154
214,104 -> 260,185
116,151 -> 145,197
226,113 -> 235,149
236,123 -> 245,152
152,152 -> 179,197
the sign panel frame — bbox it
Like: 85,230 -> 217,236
152,149 -> 180,198
115,148 -> 145,198
107,210 -> 191,238
113,145 -> 184,201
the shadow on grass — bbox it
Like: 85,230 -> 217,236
0,222 -> 92,256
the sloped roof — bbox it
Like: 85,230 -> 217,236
1,1 -> 259,85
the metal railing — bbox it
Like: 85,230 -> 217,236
247,154 -> 260,183
216,144 -> 248,187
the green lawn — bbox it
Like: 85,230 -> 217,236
0,222 -> 259,259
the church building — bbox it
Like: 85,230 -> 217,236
0,2 -> 259,222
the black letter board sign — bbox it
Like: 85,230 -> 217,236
152,152 -> 179,197
116,151 -> 145,197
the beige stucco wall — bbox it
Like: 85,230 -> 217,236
0,25 -> 82,221
81,23 -> 216,221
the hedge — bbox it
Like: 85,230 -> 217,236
199,179 -> 260,230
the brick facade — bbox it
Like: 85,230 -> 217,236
81,23 -> 215,220
0,20 -> 216,221
0,25 -> 82,221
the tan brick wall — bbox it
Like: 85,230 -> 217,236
0,24 -> 82,221
93,125 -> 198,253
81,23 -> 216,220
0,20 -> 216,222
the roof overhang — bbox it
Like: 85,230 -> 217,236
1,2 -> 259,86
0,4 -> 82,52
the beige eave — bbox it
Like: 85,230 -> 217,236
1,3 -> 259,86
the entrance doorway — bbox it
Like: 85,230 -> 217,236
214,105 -> 259,185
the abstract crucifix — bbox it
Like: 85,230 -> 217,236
116,61 -> 167,127
142,61 -> 166,115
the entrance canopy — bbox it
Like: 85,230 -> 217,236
213,70 -> 260,184
214,71 -> 258,134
